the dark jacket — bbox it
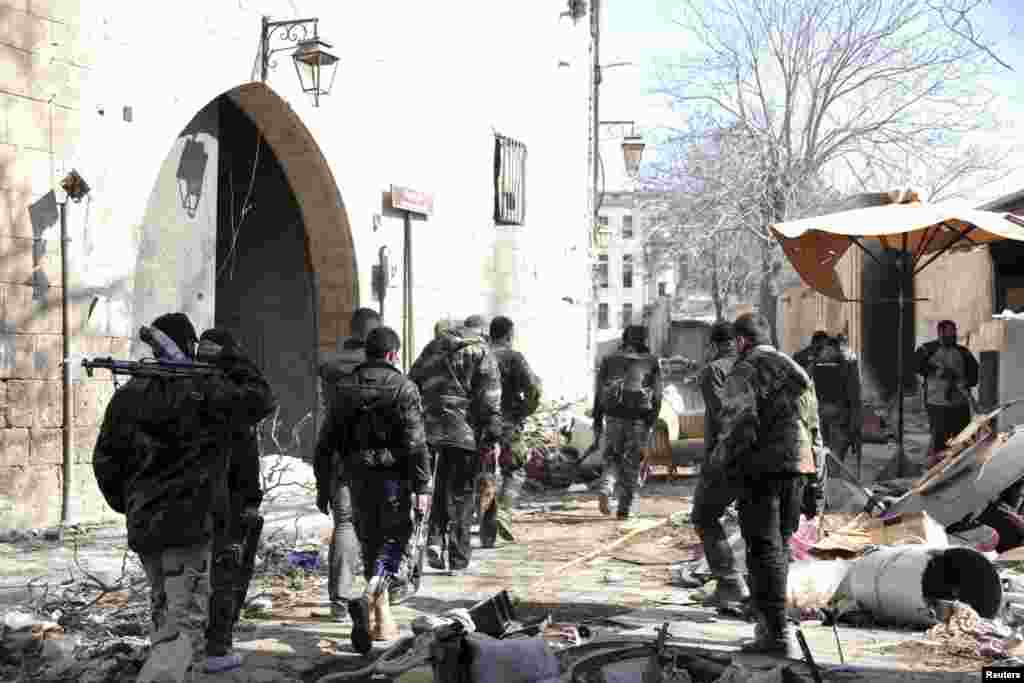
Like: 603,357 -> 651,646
915,339 -> 979,408
491,341 -> 542,426
315,360 -> 431,494
409,330 -> 502,451
700,345 -> 737,457
809,344 -> 863,432
93,356 -> 275,554
592,344 -> 663,430
717,344 -> 816,478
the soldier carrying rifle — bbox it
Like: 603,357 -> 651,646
91,313 -> 276,675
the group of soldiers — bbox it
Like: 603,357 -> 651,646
312,309 -> 542,655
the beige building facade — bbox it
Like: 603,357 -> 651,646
0,0 -> 595,530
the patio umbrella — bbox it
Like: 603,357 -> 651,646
769,190 -> 1024,477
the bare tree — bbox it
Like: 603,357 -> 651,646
653,0 -> 1014,336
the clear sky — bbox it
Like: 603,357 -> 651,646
600,0 -> 1024,202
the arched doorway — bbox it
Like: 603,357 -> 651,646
134,83 -> 358,459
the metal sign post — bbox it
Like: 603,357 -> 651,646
388,186 -> 434,372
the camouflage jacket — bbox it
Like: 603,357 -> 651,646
592,345 -> 663,430
491,341 -> 542,427
700,346 -> 737,458
409,330 -> 502,451
715,344 -> 816,479
915,340 -> 979,408
93,356 -> 276,554
315,361 -> 432,494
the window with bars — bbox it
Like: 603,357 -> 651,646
658,282 -> 668,297
621,303 -> 633,327
595,254 -> 609,288
494,134 -> 527,225
622,254 -> 633,289
598,303 -> 609,329
622,214 -> 633,238
597,215 -> 609,227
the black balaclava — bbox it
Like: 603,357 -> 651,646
151,313 -> 199,359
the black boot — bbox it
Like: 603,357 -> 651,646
347,597 -> 372,655
701,533 -> 749,606
740,610 -> 793,657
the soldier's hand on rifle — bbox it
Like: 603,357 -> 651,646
413,493 -> 431,516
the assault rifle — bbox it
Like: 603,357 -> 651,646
81,325 -> 223,381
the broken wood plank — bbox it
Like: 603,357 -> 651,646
526,518 -> 670,592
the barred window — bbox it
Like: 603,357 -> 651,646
598,215 -> 609,227
622,214 -> 634,238
494,134 -> 527,225
658,282 -> 668,296
621,303 -> 633,327
598,303 -> 609,329
622,255 -> 633,289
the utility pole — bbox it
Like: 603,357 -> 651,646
587,0 -> 602,378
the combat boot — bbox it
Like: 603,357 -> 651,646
740,612 -> 794,657
701,533 -> 749,607
370,592 -> 400,642
347,596 -> 373,655
496,470 -> 524,542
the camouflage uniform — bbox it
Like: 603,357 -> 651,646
692,342 -> 745,600
409,328 -> 501,570
93,348 -> 274,657
915,337 -> 979,459
316,337 -> 367,611
808,342 -> 862,476
714,343 -> 815,655
592,337 -> 663,519
480,340 -> 542,548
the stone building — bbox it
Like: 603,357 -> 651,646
0,0 -> 595,530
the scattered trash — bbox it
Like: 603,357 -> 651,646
246,595 -> 274,613
787,560 -> 853,611
602,571 -> 625,584
668,511 -> 690,528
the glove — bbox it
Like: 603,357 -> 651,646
480,444 -> 500,470
316,491 -> 331,516
413,493 -> 432,516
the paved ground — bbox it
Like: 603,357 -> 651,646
0,418 -> 994,682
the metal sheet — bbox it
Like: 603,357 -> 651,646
886,427 -> 1024,526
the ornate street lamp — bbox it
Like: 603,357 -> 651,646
259,17 -> 339,107
176,136 -> 209,218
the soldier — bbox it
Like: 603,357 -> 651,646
793,330 -> 829,370
592,325 -> 663,520
691,321 -> 749,606
315,327 -> 431,654
808,334 -> 862,476
201,329 -> 277,673
479,316 -> 542,548
714,313 -> 816,656
93,313 -> 275,673
316,307 -> 381,621
410,314 -> 501,573
915,320 -> 979,464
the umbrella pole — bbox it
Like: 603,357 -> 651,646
896,262 -> 906,478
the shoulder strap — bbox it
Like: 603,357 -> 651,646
444,351 -> 469,398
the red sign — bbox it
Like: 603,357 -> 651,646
391,185 -> 434,216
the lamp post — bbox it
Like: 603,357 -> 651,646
258,16 -> 339,107
58,170 -> 90,534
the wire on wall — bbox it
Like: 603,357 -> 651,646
217,129 -> 262,281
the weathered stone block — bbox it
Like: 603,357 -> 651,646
32,332 -> 60,379
49,104 -> 80,159
0,186 -> 34,238
0,333 -> 33,379
0,427 -> 28,467
5,377 -> 35,426
74,378 -> 112,427
0,463 -> 60,529
29,426 -> 60,464
73,424 -> 98,464
0,7 -> 50,53
0,235 -> 34,284
76,333 -> 110,359
3,95 -> 49,150
28,0 -> 77,24
3,283 -> 61,333
36,378 -> 60,427
109,336 -> 130,358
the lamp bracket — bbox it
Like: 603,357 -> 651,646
260,17 -> 324,78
